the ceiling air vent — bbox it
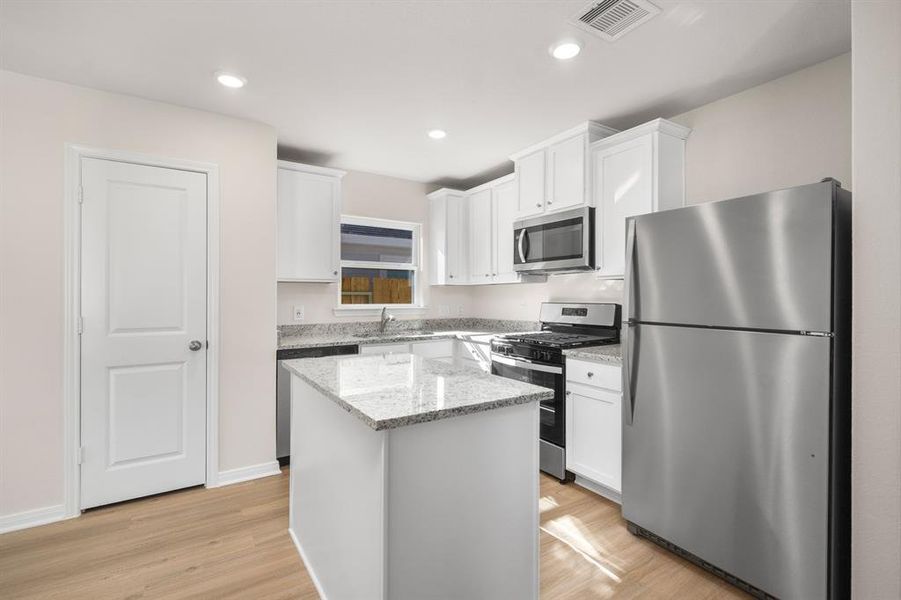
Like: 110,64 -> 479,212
571,0 -> 661,42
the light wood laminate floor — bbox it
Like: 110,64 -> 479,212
1,468 -> 749,599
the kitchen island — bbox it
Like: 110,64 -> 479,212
283,352 -> 553,600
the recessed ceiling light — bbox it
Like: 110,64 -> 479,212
428,129 -> 447,140
216,72 -> 246,89
550,41 -> 581,60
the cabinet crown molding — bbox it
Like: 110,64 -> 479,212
590,118 -> 691,150
509,121 -> 619,161
464,172 -> 515,195
277,160 -> 347,179
426,187 -> 467,200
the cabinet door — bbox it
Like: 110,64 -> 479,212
547,134 -> 586,212
565,383 -> 622,492
359,342 -> 411,355
446,195 -> 468,284
468,189 -> 494,283
410,339 -> 455,359
428,195 -> 448,285
514,150 -> 546,218
492,179 -> 518,283
277,168 -> 340,281
594,135 -> 653,277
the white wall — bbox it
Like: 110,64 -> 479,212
277,169 -> 473,324
851,2 -> 901,597
0,71 -> 278,520
467,53 -> 851,320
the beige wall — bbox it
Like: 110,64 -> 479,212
851,2 -> 901,596
468,53 -> 851,319
673,53 -> 851,205
277,170 -> 473,324
0,71 -> 278,519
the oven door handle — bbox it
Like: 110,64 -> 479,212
492,354 -> 563,374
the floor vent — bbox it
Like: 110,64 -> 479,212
571,0 -> 661,41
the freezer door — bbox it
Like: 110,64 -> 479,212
622,324 -> 831,599
627,181 -> 834,332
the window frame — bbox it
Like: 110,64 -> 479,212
333,214 -> 425,315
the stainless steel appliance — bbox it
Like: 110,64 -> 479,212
276,344 -> 357,462
621,179 -> 851,599
491,302 -> 621,480
513,207 -> 595,274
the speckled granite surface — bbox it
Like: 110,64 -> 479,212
563,344 -> 622,365
283,353 -> 553,430
277,318 -> 539,351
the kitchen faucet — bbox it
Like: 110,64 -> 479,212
380,306 -> 396,333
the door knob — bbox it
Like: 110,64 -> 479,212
189,340 -> 203,351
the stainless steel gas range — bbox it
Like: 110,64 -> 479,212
490,302 -> 621,480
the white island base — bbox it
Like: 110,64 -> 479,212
288,374 -> 540,600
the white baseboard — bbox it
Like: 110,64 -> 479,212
289,526 -> 329,600
215,460 -> 281,487
574,475 -> 622,505
0,504 -> 72,535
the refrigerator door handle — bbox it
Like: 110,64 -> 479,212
622,323 -> 635,426
624,218 -> 636,321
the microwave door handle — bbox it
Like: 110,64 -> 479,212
517,229 -> 527,263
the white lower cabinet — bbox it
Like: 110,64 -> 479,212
565,359 -> 622,496
410,339 -> 455,361
360,340 -> 456,362
454,335 -> 493,372
359,342 -> 411,355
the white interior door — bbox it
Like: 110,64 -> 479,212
80,158 -> 208,509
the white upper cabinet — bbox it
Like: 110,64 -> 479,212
591,119 -> 691,278
445,193 -> 469,284
510,122 -> 618,220
468,188 -> 493,282
428,175 -> 540,287
468,175 -> 525,285
547,134 -> 586,211
428,188 -> 469,285
514,150 -> 546,218
277,161 -> 346,282
492,178 -> 519,283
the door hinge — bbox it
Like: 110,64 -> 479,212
800,330 -> 833,337
78,186 -> 84,204
77,446 -> 85,465
77,316 -> 84,335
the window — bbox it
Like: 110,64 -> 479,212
338,216 -> 421,307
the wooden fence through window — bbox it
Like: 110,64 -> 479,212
341,276 -> 412,304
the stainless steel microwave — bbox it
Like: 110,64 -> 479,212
513,207 -> 595,274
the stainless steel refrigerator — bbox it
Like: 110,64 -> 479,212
621,179 -> 851,599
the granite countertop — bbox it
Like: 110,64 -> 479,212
563,343 -> 622,365
283,353 -> 554,430
278,329 -> 490,350
277,318 -> 538,351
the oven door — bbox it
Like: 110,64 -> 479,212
490,354 -> 565,447
513,207 -> 594,273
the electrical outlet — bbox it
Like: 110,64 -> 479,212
438,304 -> 450,317
293,305 -> 304,322
457,305 -> 464,316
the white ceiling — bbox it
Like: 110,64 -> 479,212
0,0 -> 850,187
